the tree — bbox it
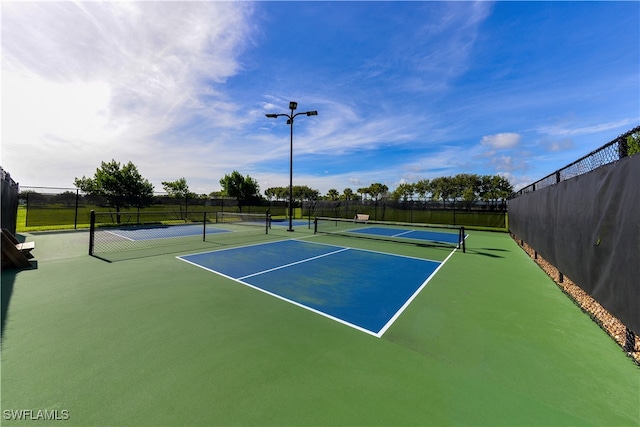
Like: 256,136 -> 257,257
162,177 -> 196,216
414,179 -> 430,202
264,187 -> 278,201
367,183 -> 388,201
479,174 -> 512,208
391,183 -> 415,203
343,188 -> 355,201
74,160 -> 154,222
219,171 -> 260,211
627,131 -> 640,156
495,175 -> 514,206
357,187 -> 369,201
54,190 -> 78,208
452,174 -> 480,209
366,183 -> 388,220
429,176 -> 453,208
326,189 -> 339,201
292,185 -> 320,202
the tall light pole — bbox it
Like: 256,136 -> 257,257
266,101 -> 318,232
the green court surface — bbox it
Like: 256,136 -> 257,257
1,228 -> 638,426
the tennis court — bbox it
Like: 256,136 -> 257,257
313,216 -> 467,252
2,225 -> 638,426
178,239 -> 447,336
345,226 -> 464,245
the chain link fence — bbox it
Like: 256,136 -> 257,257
18,188 -> 286,230
303,199 -> 507,228
509,124 -> 640,359
512,125 -> 640,197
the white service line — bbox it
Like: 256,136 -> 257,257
391,230 -> 414,237
238,247 -> 350,280
376,244 -> 459,337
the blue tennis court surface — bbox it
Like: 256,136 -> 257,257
107,224 -> 230,241
348,226 -> 462,245
178,240 -> 446,337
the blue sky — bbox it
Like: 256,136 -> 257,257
2,1 -> 638,195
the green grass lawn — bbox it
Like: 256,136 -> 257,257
1,228 -> 637,426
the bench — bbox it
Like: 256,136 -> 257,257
354,214 -> 370,223
2,229 -> 35,269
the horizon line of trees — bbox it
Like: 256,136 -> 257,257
69,160 -> 514,216
265,174 -> 513,207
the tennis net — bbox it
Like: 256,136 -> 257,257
215,211 -> 271,231
314,216 -> 466,252
89,210 -> 270,261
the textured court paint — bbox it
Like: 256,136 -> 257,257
179,240 -> 440,335
2,229 -> 638,426
179,240 -> 344,279
245,247 -> 439,334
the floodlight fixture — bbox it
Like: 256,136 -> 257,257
264,101 -> 318,232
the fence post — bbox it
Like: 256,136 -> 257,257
624,327 -> 636,353
618,136 -> 628,159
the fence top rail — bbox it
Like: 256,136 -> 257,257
511,124 -> 640,198
21,186 -> 78,191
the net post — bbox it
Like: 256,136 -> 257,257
460,226 -> 466,253
203,212 -> 207,241
265,212 -> 269,234
89,210 -> 95,256
314,217 -> 318,234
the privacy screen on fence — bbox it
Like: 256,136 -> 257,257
1,168 -> 19,234
508,154 -> 640,334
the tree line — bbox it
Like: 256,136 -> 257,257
73,159 -> 514,214
267,174 -> 513,208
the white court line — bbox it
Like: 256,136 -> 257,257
104,230 -> 135,241
177,254 -> 381,337
177,236 -> 466,338
177,237 -> 288,258
391,230 -> 414,237
238,247 -> 350,280
301,235 -> 441,263
376,245 -> 459,337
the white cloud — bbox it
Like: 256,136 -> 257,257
537,119 -> 635,137
490,155 -> 527,173
541,137 -> 575,152
1,1 -> 255,187
480,132 -> 521,149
